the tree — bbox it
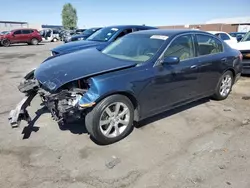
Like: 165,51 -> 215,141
61,3 -> 78,30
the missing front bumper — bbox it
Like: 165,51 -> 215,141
8,92 -> 36,128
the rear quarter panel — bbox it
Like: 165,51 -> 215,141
225,46 -> 242,77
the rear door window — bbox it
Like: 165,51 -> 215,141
196,34 -> 223,56
22,30 -> 32,34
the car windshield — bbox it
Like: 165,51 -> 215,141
87,27 -> 119,42
0,31 -> 9,35
83,28 -> 98,35
102,35 -> 165,63
241,32 -> 250,42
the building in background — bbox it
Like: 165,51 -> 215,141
28,24 -> 63,31
0,21 -> 63,31
158,16 -> 250,33
206,16 -> 250,32
0,21 -> 28,31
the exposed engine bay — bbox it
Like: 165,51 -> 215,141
9,71 -> 90,127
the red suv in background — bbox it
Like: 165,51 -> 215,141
0,29 -> 42,47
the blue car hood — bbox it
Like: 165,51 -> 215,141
34,48 -> 136,91
52,40 -> 107,55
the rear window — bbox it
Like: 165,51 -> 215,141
218,33 -> 230,40
229,33 -> 236,37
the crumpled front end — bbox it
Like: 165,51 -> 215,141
8,48 -> 136,127
8,71 -> 96,127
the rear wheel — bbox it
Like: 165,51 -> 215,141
2,39 -> 10,47
85,94 -> 134,145
213,71 -> 233,100
31,38 -> 38,45
52,38 -> 58,42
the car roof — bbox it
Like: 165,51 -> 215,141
129,29 -> 211,37
103,25 -> 157,29
12,28 -> 36,31
207,31 -> 228,34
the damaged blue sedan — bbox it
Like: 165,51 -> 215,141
9,29 -> 242,144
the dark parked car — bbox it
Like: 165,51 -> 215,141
229,32 -> 246,42
0,29 -> 42,47
75,29 -> 86,34
51,25 -> 157,56
65,27 -> 102,43
60,30 -> 76,42
9,29 -> 242,144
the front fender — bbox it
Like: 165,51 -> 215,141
78,77 -> 136,107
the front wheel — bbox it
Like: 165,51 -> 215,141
85,94 -> 134,145
213,71 -> 233,100
2,39 -> 10,47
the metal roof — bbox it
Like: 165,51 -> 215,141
0,21 -> 28,24
41,25 -> 63,29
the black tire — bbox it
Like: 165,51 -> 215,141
85,94 -> 134,145
2,39 -> 10,47
31,38 -> 38,45
212,71 -> 234,100
52,38 -> 58,42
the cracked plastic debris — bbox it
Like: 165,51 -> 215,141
105,156 -> 121,169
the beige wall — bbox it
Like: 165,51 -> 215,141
158,24 -> 238,33
0,22 -> 44,32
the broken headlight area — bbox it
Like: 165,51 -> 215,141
9,78 -> 94,127
39,88 -> 87,123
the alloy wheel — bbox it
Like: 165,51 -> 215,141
219,74 -> 232,97
99,102 -> 130,138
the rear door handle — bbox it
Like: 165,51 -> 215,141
221,58 -> 227,62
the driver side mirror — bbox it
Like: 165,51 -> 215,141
162,56 -> 180,65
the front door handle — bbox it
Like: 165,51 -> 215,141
190,65 -> 197,69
